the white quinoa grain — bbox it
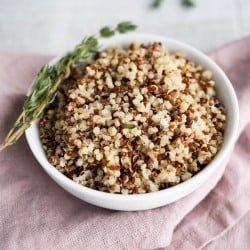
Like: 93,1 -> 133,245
108,126 -> 117,137
93,127 -> 101,135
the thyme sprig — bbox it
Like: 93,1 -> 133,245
0,21 -> 137,151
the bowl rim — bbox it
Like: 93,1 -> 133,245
25,33 -> 239,202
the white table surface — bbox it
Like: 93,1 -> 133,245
0,0 -> 249,54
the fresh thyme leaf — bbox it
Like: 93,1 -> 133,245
0,21 -> 137,151
48,92 -> 58,104
117,22 -> 137,33
84,36 -> 98,51
100,27 -> 115,37
182,0 -> 196,7
151,0 -> 164,9
124,124 -> 136,129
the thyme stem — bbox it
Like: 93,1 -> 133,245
0,21 -> 137,151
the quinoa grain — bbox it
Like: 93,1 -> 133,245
39,41 -> 226,194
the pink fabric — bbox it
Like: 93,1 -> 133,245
0,37 -> 250,250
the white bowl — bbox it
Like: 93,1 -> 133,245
25,34 -> 239,211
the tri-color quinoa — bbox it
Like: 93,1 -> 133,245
39,41 -> 226,194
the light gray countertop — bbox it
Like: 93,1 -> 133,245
0,0 -> 249,54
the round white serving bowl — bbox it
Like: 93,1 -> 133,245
25,34 -> 239,211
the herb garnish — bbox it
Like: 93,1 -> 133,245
151,0 -> 164,9
124,124 -> 136,129
182,0 -> 196,7
0,21 -> 137,151
100,22 -> 137,37
151,0 -> 196,9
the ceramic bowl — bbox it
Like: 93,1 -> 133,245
25,34 -> 239,211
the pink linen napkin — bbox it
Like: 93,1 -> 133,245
0,37 -> 250,250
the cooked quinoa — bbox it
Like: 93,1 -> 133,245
39,41 -> 226,194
